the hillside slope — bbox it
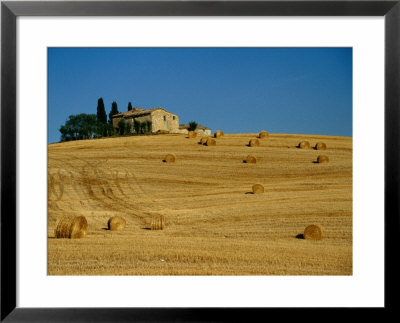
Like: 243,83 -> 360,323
48,133 -> 352,275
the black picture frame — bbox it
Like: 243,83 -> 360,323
1,0 -> 399,321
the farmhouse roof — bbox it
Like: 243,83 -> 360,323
179,123 -> 211,130
111,107 -> 175,119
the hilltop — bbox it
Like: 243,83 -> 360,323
48,133 -> 352,275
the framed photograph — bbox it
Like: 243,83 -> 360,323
1,0 -> 399,321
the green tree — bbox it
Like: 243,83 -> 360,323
146,120 -> 152,133
188,121 -> 198,132
107,123 -> 115,136
126,122 -> 131,134
118,119 -> 126,135
140,122 -> 146,134
109,101 -> 119,123
59,114 -> 98,141
96,98 -> 107,124
128,102 -> 133,111
134,119 -> 141,134
95,122 -> 114,138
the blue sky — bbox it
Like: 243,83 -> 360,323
48,47 -> 352,143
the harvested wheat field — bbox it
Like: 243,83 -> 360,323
48,133 -> 352,275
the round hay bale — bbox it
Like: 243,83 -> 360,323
156,129 -> 169,134
252,184 -> 264,194
317,155 -> 329,163
259,131 -> 269,139
151,214 -> 166,230
298,141 -> 311,149
188,131 -> 197,138
214,130 -> 224,138
304,224 -> 324,240
54,215 -> 88,239
164,153 -> 176,163
107,216 -> 126,231
245,155 -> 257,163
206,138 -> 216,146
248,139 -> 260,147
199,137 -> 208,145
314,142 -> 327,150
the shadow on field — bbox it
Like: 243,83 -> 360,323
142,227 -> 151,230
245,192 -> 254,195
101,227 -> 109,231
296,234 -> 305,239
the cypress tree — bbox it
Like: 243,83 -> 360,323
134,119 -> 140,134
118,119 -> 126,135
96,98 -> 107,124
109,101 -> 119,123
128,102 -> 133,111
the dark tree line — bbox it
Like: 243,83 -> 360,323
59,98 -> 152,142
134,120 -> 152,134
59,113 -> 99,141
116,119 -> 152,136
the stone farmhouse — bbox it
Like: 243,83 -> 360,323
111,107 -> 179,134
111,107 -> 212,135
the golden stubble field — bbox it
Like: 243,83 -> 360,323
48,133 -> 352,275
